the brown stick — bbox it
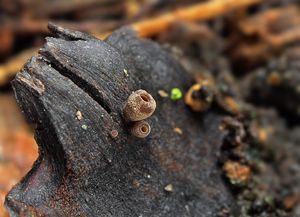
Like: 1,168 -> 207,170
267,27 -> 300,48
130,0 -> 263,37
0,0 -> 262,86
6,19 -> 118,35
237,5 -> 300,48
30,0 -> 115,17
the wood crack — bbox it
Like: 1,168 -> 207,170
38,50 -> 113,115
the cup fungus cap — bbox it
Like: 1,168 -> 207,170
130,120 -> 151,138
185,82 -> 214,112
123,89 -> 156,121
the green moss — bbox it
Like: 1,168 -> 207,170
170,88 -> 183,101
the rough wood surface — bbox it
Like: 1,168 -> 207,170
6,24 -> 236,217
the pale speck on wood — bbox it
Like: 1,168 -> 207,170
158,90 -> 169,98
174,127 -> 183,135
81,124 -> 88,130
164,184 -> 173,192
76,110 -> 83,120
185,205 -> 190,213
124,69 -> 129,77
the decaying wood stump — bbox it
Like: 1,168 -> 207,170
5,24 -> 236,216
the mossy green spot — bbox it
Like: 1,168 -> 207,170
170,88 -> 183,101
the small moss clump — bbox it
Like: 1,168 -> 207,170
170,88 -> 183,101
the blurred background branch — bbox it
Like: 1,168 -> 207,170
0,0 -> 262,86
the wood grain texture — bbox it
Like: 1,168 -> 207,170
6,24 -> 236,217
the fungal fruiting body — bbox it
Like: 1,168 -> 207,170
110,130 -> 118,138
130,120 -> 151,138
184,81 -> 214,112
123,89 -> 156,138
123,89 -> 156,122
123,90 -> 156,138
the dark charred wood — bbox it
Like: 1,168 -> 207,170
6,24 -> 236,216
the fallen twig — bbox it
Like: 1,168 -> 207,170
6,19 -> 119,35
130,0 -> 262,37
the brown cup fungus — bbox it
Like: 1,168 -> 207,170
185,82 -> 214,112
130,120 -> 151,138
123,90 -> 156,122
123,90 -> 156,138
